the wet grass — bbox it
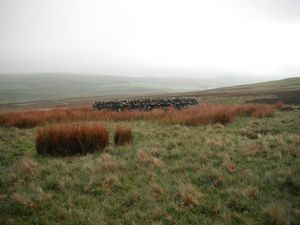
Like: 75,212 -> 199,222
0,104 -> 299,224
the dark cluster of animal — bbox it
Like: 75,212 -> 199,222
93,97 -> 198,111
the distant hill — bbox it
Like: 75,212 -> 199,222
216,77 -> 300,92
0,73 -> 272,104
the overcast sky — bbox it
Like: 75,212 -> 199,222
0,0 -> 299,78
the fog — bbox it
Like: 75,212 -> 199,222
0,0 -> 299,78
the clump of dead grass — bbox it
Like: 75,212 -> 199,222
178,183 -> 202,207
114,126 -> 133,146
36,123 -> 109,156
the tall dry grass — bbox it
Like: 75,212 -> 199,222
36,123 -> 109,155
114,126 -> 133,146
0,103 -> 275,128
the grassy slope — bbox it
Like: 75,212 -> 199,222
0,98 -> 299,224
1,74 -> 288,105
217,77 -> 300,92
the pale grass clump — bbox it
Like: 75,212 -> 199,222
99,175 -> 121,192
178,183 -> 202,207
136,150 -> 164,168
149,148 -> 163,157
12,184 -> 52,209
243,186 -> 259,199
85,174 -> 121,193
223,153 -> 237,173
12,192 -> 34,208
151,183 -> 165,198
95,153 -> 118,172
48,159 -> 67,170
206,138 -> 224,148
264,204 -> 291,225
240,143 -> 263,157
15,158 -> 39,177
212,123 -> 225,129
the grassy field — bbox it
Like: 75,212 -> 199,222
0,90 -> 299,225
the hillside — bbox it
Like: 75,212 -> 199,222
216,77 -> 300,92
0,74 -> 276,105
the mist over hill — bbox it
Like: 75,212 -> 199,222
0,73 -> 293,104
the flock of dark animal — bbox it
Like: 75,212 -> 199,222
93,97 -> 198,111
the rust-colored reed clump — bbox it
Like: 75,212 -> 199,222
114,126 -> 133,146
36,123 -> 109,156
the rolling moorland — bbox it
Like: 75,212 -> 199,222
0,77 -> 299,225
0,73 -> 278,105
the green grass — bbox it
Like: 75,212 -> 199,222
220,77 -> 300,91
0,101 -> 299,224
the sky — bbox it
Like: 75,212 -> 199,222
0,0 -> 300,78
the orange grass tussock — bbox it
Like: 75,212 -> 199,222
0,103 -> 275,128
36,123 -> 109,156
114,126 -> 133,146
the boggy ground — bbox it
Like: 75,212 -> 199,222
0,100 -> 300,225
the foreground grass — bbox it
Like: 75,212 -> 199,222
0,108 -> 299,224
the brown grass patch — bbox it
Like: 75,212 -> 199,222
114,126 -> 133,146
0,103 -> 275,128
36,123 -> 109,156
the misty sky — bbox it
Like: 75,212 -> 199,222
0,0 -> 300,78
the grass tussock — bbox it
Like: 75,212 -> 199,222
16,158 -> 39,176
264,204 -> 291,225
114,126 -> 133,146
0,103 -> 275,128
178,183 -> 203,207
136,150 -> 164,168
36,124 -> 109,156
